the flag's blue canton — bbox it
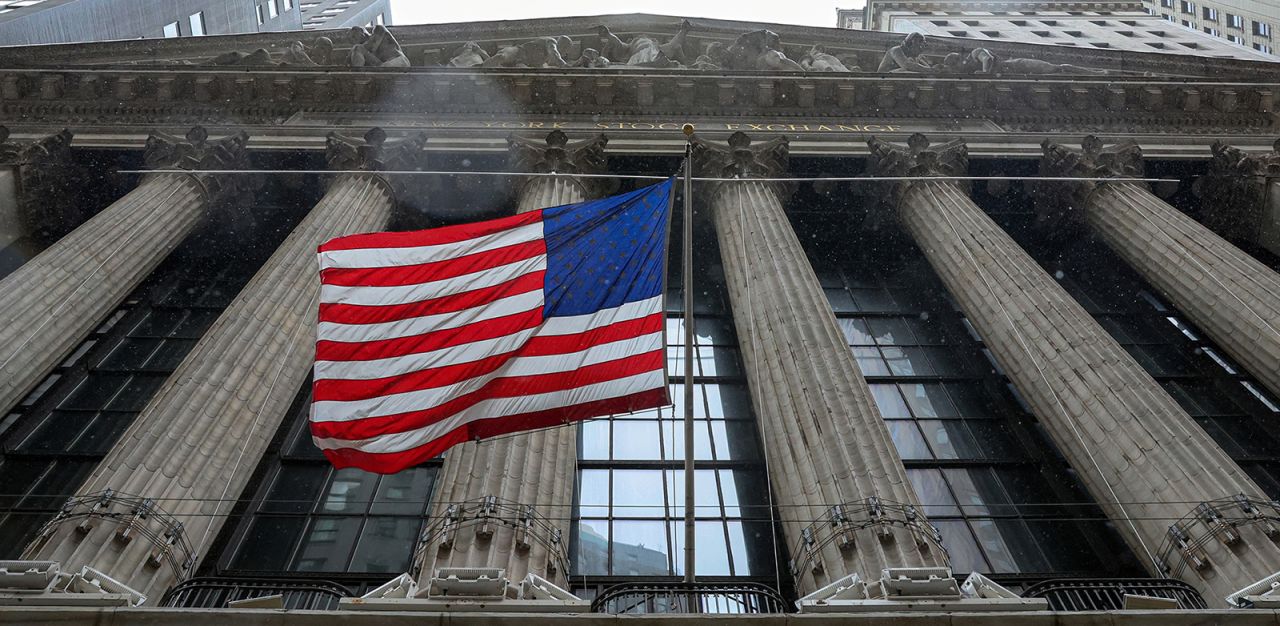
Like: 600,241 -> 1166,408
541,180 -> 672,318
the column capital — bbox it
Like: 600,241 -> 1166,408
144,125 -> 254,204
507,130 -> 611,198
689,131 -> 792,199
1201,139 -> 1280,244
325,127 -> 428,198
1036,136 -> 1145,237
864,133 -> 968,220
0,125 -> 78,244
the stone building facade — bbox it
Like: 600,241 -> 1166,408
0,13 -> 1279,624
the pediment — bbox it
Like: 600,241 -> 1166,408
0,13 -> 1276,80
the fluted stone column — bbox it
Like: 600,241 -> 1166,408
24,129 -> 426,602
869,133 -> 1280,605
1041,137 -> 1280,401
0,127 -> 248,420
1202,139 -> 1280,259
692,132 -> 945,596
415,131 -> 609,587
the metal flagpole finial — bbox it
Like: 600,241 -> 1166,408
681,123 -> 695,138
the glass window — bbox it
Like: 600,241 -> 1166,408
162,21 -> 180,37
268,0 -> 280,18
188,12 -> 206,36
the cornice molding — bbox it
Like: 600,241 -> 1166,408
0,67 -> 1273,136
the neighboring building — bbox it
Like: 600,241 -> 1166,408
1138,0 -> 1277,56
1,13 -> 1280,624
844,0 -> 1275,60
0,0 -> 303,46
300,0 -> 390,31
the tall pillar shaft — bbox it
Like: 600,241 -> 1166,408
0,173 -> 205,417
695,133 -> 944,597
1043,138 -> 1280,399
24,129 -> 424,602
873,134 -> 1280,604
416,132 -> 607,586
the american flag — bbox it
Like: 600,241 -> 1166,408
309,180 -> 674,474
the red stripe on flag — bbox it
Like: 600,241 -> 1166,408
322,240 -> 546,287
319,271 -> 546,326
311,350 -> 664,440
316,308 -> 543,362
319,210 -> 543,252
319,388 -> 670,474
313,314 -> 662,402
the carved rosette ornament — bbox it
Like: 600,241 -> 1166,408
1201,138 -> 1280,244
143,125 -> 254,205
507,129 -> 611,201
1035,136 -> 1144,238
0,126 -> 78,244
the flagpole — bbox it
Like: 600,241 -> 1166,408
681,124 -> 696,585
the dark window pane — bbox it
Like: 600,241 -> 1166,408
908,468 -> 960,517
853,347 -> 889,376
349,517 -> 419,572
918,420 -> 978,460
58,373 -> 129,410
70,412 -> 133,455
883,347 -> 934,376
146,339 -> 197,369
867,318 -> 915,345
262,465 -> 329,514
20,411 -> 95,452
838,318 -> 875,345
97,338 -> 161,369
934,520 -> 986,574
901,383 -> 958,418
229,516 -> 304,571
104,375 -> 165,411
318,468 -> 378,514
370,468 -> 434,516
293,517 -> 361,571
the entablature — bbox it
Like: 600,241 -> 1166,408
0,66 -> 1274,141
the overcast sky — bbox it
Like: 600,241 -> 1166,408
388,1 -> 860,29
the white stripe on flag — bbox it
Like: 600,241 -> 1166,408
537,295 -> 663,336
313,369 -> 666,454
312,331 -> 664,420
317,290 -> 545,344
319,222 -> 544,270
320,254 -> 546,307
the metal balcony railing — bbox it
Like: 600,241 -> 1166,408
591,581 -> 788,614
1023,578 -> 1207,611
160,576 -> 352,610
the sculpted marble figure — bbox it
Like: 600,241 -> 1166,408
944,47 -> 1108,75
877,32 -> 933,72
281,37 -> 334,65
721,29 -> 804,71
800,45 -> 857,71
447,41 -> 489,67
596,19 -> 693,66
348,25 -> 410,67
